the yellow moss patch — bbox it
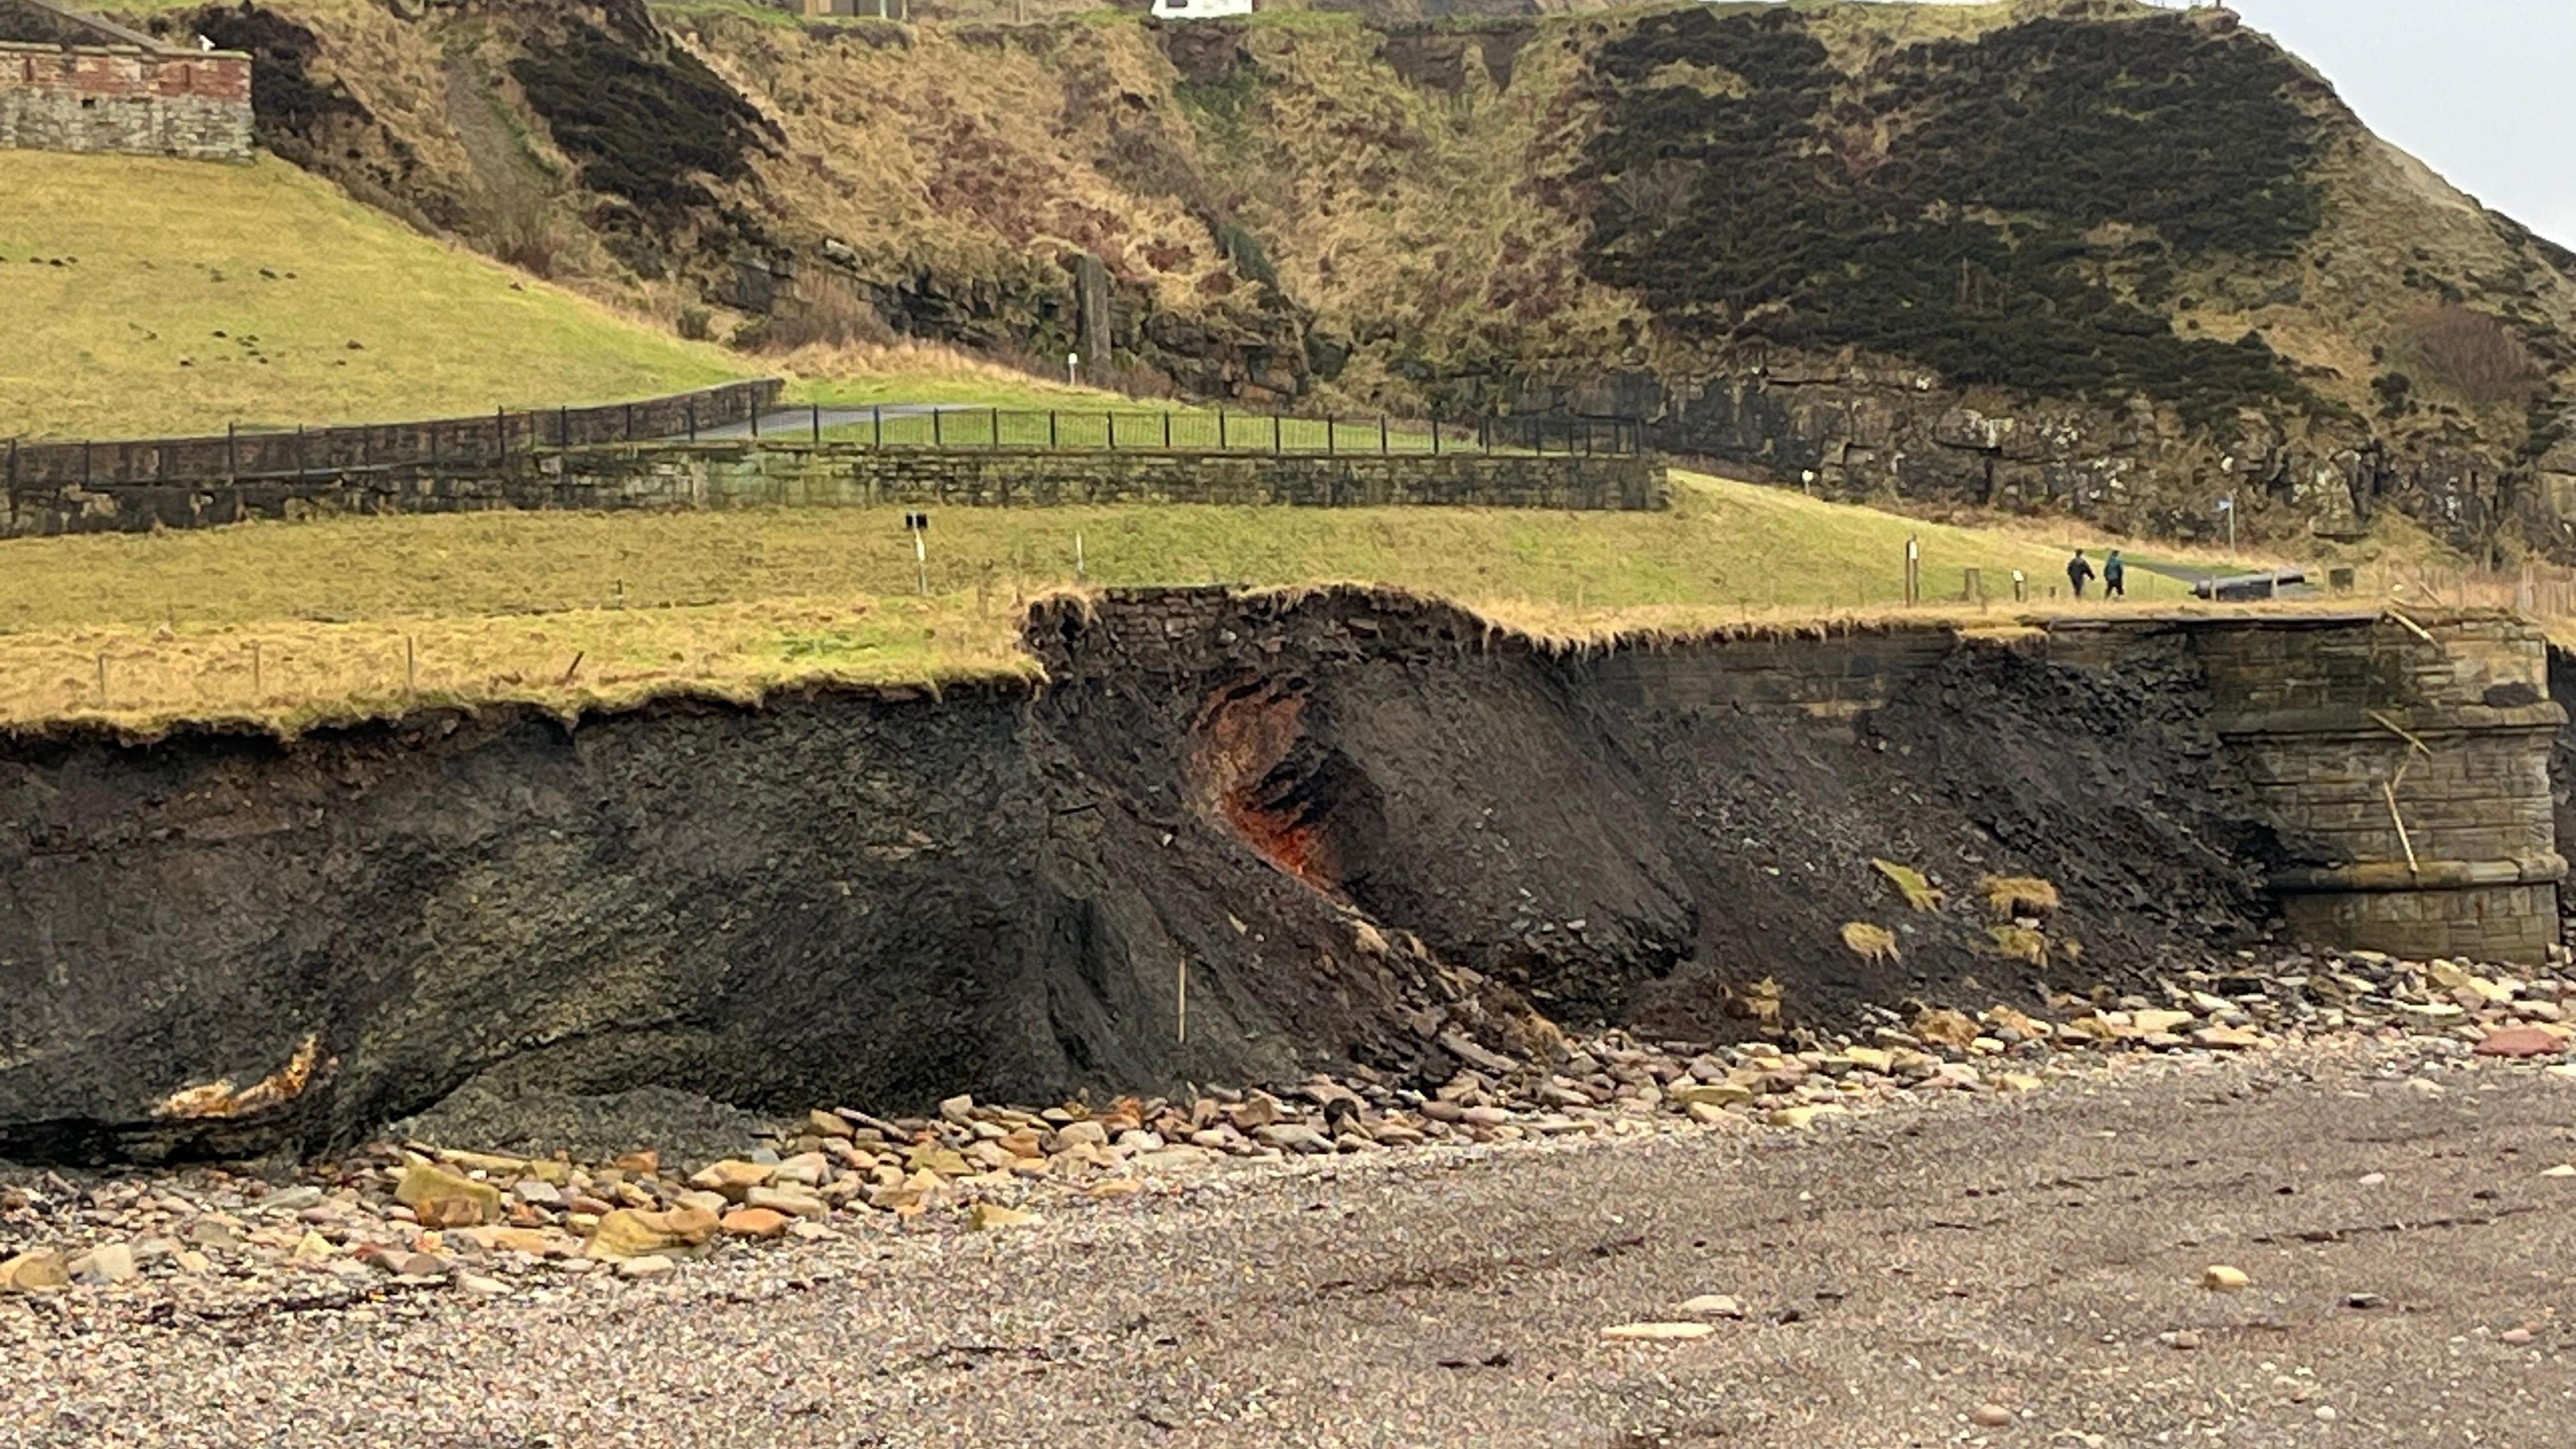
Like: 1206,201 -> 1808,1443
1871,859 -> 1945,912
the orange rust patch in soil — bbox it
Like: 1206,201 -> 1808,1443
1192,680 -> 1339,890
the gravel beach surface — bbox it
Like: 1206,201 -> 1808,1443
6,1039 -> 2573,1448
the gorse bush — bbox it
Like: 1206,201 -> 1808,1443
1578,9 -> 2327,429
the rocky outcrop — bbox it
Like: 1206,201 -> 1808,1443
1516,365 -> 2547,553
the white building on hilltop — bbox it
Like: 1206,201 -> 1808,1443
1151,0 -> 1251,19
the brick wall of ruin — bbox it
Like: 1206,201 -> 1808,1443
0,42 -> 253,163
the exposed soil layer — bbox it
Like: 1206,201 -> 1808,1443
0,590 -> 2298,1164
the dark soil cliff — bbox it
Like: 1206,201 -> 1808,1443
0,590 -> 2288,1163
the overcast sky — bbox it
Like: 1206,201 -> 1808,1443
2225,0 -> 2576,248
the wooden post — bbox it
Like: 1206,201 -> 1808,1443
812,402 -> 822,444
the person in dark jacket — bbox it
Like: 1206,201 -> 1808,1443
2067,549 -> 2096,599
2103,548 -> 2127,598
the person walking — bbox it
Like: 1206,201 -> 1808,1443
2102,548 -> 2127,599
2066,548 -> 2096,600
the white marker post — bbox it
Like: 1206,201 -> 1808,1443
1067,352 -> 1080,387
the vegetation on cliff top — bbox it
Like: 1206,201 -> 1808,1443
1579,7 -> 2322,427
0,151 -> 744,438
0,472 -> 2245,734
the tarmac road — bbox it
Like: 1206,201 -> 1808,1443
7,1042 -> 2573,1447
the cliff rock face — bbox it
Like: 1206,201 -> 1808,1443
130,0 -> 2576,553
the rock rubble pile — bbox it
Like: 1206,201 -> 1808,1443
5,949 -> 2571,1308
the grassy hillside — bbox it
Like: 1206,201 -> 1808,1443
0,152 -> 751,439
0,470 -> 2259,734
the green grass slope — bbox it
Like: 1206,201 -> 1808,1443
0,152 -> 747,440
0,468 -> 2251,733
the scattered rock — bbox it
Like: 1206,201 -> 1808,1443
584,1206 -> 718,1262
2473,1026 -> 2567,1059
2201,1265 -> 2251,1293
394,1164 -> 502,1228
720,1208 -> 792,1240
968,1203 -> 1036,1231
1676,1295 -> 1746,1320
1601,1322 -> 1716,1342
0,1251 -> 70,1295
1970,1404 -> 2014,1428
68,1244 -> 136,1287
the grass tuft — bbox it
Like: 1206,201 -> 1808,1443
1980,875 -> 2061,921
1840,922 -> 1899,964
1871,859 -> 1945,912
1986,924 -> 2051,967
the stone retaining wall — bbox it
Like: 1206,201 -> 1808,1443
2054,612 -> 2565,964
4,441 -> 1668,534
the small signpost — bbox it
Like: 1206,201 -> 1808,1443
905,511 -> 930,595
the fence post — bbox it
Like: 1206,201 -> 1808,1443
1163,411 -> 1171,450
812,402 -> 821,444
873,405 -> 883,448
625,403 -> 634,441
1273,414 -> 1282,455
1381,417 -> 1389,455
933,409 -> 943,447
1327,414 -> 1336,456
296,425 -> 307,480
688,402 -> 698,442
83,439 -> 91,488
1431,415 -> 1440,457
227,422 -> 237,483
991,406 -> 1000,450
1049,411 -> 1058,449
1217,407 -> 1226,450
559,405 -> 570,447
751,404 -> 760,441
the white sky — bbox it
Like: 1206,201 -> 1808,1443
2226,0 -> 2576,248
1901,1 -> 2576,249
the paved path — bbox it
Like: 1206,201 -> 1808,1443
682,402 -> 971,441
6,1042 -> 2570,1446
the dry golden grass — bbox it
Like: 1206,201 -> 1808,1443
1980,875 -> 2062,922
1871,859 -> 1945,912
5,596 -> 1036,735
0,466 -> 2411,736
1840,922 -> 1899,964
1986,923 -> 2051,968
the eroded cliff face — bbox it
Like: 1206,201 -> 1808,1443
1,590 -> 2299,1164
